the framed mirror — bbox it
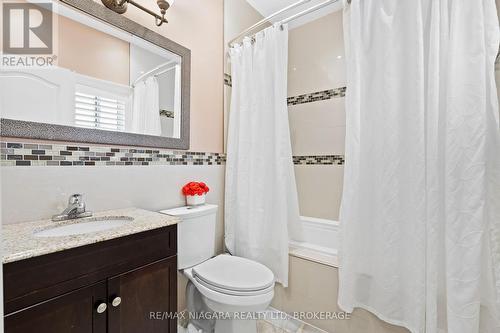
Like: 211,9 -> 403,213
0,0 -> 190,149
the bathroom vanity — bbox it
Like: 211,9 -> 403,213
2,208 -> 180,333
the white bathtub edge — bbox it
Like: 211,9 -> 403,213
289,216 -> 339,267
289,244 -> 339,268
299,215 -> 340,228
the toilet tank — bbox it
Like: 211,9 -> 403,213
159,204 -> 218,269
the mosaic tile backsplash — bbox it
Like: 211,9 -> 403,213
287,87 -> 346,106
293,155 -> 345,165
1,142 -> 345,167
1,142 -> 225,167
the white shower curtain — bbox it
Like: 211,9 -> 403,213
226,24 -> 301,287
132,76 -> 161,136
339,1 -> 500,333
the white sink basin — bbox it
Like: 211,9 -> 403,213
34,216 -> 134,237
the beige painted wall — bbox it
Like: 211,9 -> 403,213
58,15 -> 130,85
92,0 -> 224,153
288,10 -> 345,221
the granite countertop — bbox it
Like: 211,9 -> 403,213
2,208 -> 181,264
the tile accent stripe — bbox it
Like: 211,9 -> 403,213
1,142 -> 344,167
224,73 -> 347,106
224,73 -> 345,105
293,155 -> 345,165
287,87 -> 346,106
1,142 -> 225,167
160,110 -> 174,118
224,73 -> 232,87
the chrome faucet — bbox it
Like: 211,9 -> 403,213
52,194 -> 93,222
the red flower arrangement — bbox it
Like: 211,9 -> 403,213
182,182 -> 210,196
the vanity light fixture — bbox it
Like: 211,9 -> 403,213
101,0 -> 175,26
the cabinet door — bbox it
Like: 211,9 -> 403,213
4,281 -> 107,333
108,256 -> 177,333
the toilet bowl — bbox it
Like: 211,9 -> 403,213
160,205 -> 275,333
184,254 -> 274,333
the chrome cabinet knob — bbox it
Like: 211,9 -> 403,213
111,296 -> 122,307
96,302 -> 107,314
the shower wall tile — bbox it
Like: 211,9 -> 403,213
288,10 -> 346,97
287,9 -> 347,156
288,98 -> 346,156
294,165 -> 344,220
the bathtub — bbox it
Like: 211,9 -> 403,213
289,216 -> 339,267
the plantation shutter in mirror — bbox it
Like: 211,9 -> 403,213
75,92 -> 125,131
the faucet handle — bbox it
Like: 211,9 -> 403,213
52,194 -> 91,222
68,194 -> 83,205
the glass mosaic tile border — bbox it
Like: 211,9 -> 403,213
0,142 -> 225,167
224,73 -> 232,87
1,141 -> 345,167
293,155 -> 345,165
224,73 -> 346,106
287,87 -> 346,106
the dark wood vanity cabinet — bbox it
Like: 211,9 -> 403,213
107,257 -> 177,333
3,225 -> 178,333
5,281 -> 108,333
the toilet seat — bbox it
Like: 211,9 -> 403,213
183,254 -> 275,307
192,255 -> 275,296
194,274 -> 275,296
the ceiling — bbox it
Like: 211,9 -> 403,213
245,0 -> 343,29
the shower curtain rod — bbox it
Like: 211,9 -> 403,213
132,60 -> 175,87
228,0 -> 340,46
154,65 -> 176,77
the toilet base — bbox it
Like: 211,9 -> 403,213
182,263 -> 274,333
215,318 -> 257,333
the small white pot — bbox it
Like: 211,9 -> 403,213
186,194 -> 206,206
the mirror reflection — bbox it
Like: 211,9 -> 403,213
0,3 -> 182,138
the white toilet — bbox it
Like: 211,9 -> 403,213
160,204 -> 275,333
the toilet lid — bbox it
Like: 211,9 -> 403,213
192,255 -> 275,293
